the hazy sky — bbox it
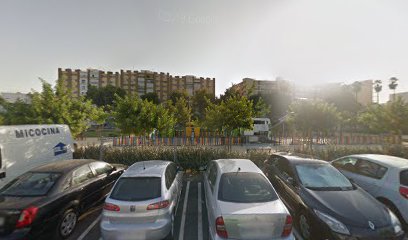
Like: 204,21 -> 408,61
1,0 -> 407,102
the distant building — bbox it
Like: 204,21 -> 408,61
0,92 -> 31,104
389,92 -> 408,102
230,77 -> 292,96
294,80 -> 373,106
58,68 -> 215,101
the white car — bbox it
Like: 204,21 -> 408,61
204,159 -> 294,240
332,154 -> 408,225
100,160 -> 183,240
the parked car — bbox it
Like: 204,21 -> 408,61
264,154 -> 405,240
332,154 -> 408,225
0,159 -> 126,239
100,160 -> 183,240
204,159 -> 294,240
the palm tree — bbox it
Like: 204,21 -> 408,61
351,81 -> 362,102
374,80 -> 382,104
388,77 -> 399,101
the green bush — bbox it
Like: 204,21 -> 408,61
74,146 -> 270,170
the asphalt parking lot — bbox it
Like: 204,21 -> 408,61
67,173 -> 210,240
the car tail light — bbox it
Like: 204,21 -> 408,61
281,215 -> 293,237
147,200 -> 170,210
103,203 -> 120,212
400,186 -> 408,199
216,216 -> 228,239
16,206 -> 38,229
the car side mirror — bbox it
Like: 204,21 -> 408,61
199,165 -> 207,172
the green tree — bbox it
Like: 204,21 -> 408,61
204,95 -> 254,150
374,80 -> 382,104
172,97 -> 192,129
288,100 -> 341,146
169,91 -> 189,105
156,104 -> 176,137
141,92 -> 160,104
113,95 -> 156,136
248,94 -> 270,118
191,89 -> 215,122
86,85 -> 126,107
29,80 -> 106,137
351,81 -> 362,102
389,77 -> 399,101
1,100 -> 37,125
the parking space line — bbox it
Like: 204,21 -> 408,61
77,215 -> 101,240
179,181 -> 191,240
198,182 -> 203,240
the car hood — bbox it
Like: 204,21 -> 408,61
0,195 -> 43,210
304,187 -> 390,228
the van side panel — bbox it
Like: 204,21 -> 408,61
0,124 -> 73,187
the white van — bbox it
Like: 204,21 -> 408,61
0,124 -> 74,188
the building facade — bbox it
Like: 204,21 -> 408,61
230,78 -> 293,96
58,68 -> 215,101
390,92 -> 408,103
0,92 -> 31,104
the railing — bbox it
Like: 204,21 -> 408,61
112,136 -> 242,147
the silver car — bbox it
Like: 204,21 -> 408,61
204,159 -> 294,240
100,160 -> 183,240
332,154 -> 408,225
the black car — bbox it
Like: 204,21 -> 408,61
0,159 -> 126,240
264,154 -> 406,240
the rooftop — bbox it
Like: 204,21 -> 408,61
122,160 -> 170,177
31,159 -> 96,173
350,154 -> 408,169
215,159 -> 261,174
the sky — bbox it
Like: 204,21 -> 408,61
0,0 -> 407,103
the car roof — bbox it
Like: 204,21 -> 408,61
122,160 -> 171,177
347,154 -> 408,169
273,154 -> 328,165
31,159 -> 96,173
214,159 -> 262,174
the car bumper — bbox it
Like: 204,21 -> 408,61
100,218 -> 171,240
331,229 -> 406,240
209,230 -> 295,240
0,228 -> 30,240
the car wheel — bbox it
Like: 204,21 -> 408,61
299,212 -> 312,240
380,200 -> 407,225
58,209 -> 78,239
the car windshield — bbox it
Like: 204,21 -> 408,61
296,164 -> 353,190
0,172 -> 61,196
218,172 -> 278,203
401,170 -> 408,186
110,177 -> 161,201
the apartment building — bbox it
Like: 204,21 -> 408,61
58,68 -> 215,101
230,77 -> 293,96
0,92 -> 31,104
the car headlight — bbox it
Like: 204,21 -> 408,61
388,210 -> 402,234
314,210 -> 350,235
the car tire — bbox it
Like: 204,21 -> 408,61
379,199 -> 407,225
298,211 -> 312,240
57,208 -> 78,239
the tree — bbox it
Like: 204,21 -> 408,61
141,92 -> 160,104
169,91 -> 189,105
156,104 -> 176,137
113,95 -> 156,136
1,99 -> 37,125
389,77 -> 399,101
351,81 -> 362,102
287,100 -> 341,146
204,95 -> 254,150
86,85 -> 126,108
248,94 -> 270,118
172,97 -> 192,129
191,89 -> 215,122
29,80 -> 106,137
374,80 -> 382,104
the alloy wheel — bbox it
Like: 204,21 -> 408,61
60,211 -> 77,237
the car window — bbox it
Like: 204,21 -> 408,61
218,172 -> 278,203
0,172 -> 61,196
274,158 -> 295,181
72,165 -> 94,186
400,170 -> 408,186
354,159 -> 388,179
165,164 -> 176,189
207,163 -> 218,192
295,163 -> 353,190
110,177 -> 161,201
332,157 -> 358,172
89,162 -> 113,176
